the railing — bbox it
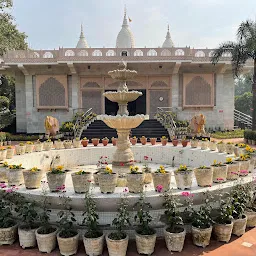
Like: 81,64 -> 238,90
234,109 -> 252,128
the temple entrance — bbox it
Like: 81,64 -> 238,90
105,89 -> 146,116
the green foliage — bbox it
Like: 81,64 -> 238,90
244,129 -> 256,140
59,122 -> 74,132
231,184 -> 248,219
211,130 -> 244,139
235,73 -> 253,96
0,191 -> 15,228
235,92 -> 252,116
3,132 -> 39,141
215,193 -> 234,224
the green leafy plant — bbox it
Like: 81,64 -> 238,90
50,165 -> 65,174
0,191 -> 16,228
215,193 -> 234,224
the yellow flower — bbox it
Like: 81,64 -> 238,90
160,169 -> 166,174
213,160 -> 217,165
159,165 -> 165,170
129,166 -> 133,170
134,166 -> 139,171
105,166 -> 113,174
30,167 -> 38,172
56,165 -> 64,171
226,157 -> 232,163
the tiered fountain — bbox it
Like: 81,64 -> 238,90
98,61 -> 149,170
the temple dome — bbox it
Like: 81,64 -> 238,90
76,24 -> 89,48
162,25 -> 174,48
116,9 -> 135,48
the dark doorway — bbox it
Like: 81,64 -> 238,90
105,89 -> 146,116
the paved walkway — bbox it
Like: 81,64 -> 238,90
0,228 -> 255,256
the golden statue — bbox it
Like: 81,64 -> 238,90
189,114 -> 206,134
44,116 -> 59,136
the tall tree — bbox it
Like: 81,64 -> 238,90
235,73 -> 253,96
211,19 -> 256,130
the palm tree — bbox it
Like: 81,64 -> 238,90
211,19 -> 256,130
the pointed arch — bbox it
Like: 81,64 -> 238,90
161,49 -> 171,56
147,49 -> 157,56
106,50 -> 116,56
92,50 -> 102,56
65,50 -> 75,57
134,50 -> 143,56
78,50 -> 88,56
175,49 -> 184,56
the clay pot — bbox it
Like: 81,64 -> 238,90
23,170 -> 43,189
98,173 -> 117,193
161,138 -> 168,146
172,139 -> 179,147
213,222 -> 233,242
174,170 -> 193,190
191,140 -> 199,148
71,172 -> 92,193
83,233 -> 104,256
63,141 -> 73,149
6,148 -> 15,159
8,168 -> 24,186
18,227 -> 37,249
0,149 -> 7,161
111,138 -> 117,146
81,140 -> 89,147
200,141 -> 208,150
46,172 -> 66,192
194,167 -> 213,187
140,137 -> 147,145
164,227 -> 186,252
106,233 -> 129,256
245,211 -> 256,227
150,138 -> 157,145
57,232 -> 79,256
54,141 -> 63,150
135,231 -> 156,255
217,143 -> 226,153
191,226 -> 212,248
232,215 -> 247,236
208,141 -> 217,151
92,138 -> 100,146
152,172 -> 171,192
211,165 -> 227,183
181,140 -> 188,147
130,138 -> 137,145
36,227 -> 57,253
44,141 -> 53,151
126,173 -> 145,193
226,144 -> 234,154
226,162 -> 239,180
73,139 -> 81,148
102,139 -> 109,146
34,143 -> 43,152
0,224 -> 17,245
25,144 -> 34,153
15,145 -> 26,155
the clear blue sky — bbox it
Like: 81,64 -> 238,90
12,0 -> 256,49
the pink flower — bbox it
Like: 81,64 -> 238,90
181,191 -> 193,197
120,162 -> 124,166
0,183 -> 6,188
231,172 -> 238,175
240,170 -> 248,174
144,156 -> 149,160
156,184 -> 163,193
5,189 -> 13,193
216,177 -> 224,181
123,187 -> 129,193
87,180 -> 92,183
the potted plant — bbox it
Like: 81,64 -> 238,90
63,140 -> 73,149
217,140 -> 226,153
244,184 -> 256,228
71,170 -> 92,193
73,137 -> 81,148
245,145 -> 256,170
81,137 -> 89,147
194,165 -> 213,187
0,191 -> 18,245
161,136 -> 168,146
46,165 -> 66,192
225,157 -> 239,180
152,165 -> 170,192
98,166 -> 117,193
234,143 -> 246,157
181,137 -> 188,147
211,160 -> 227,183
150,137 -> 157,145
54,139 -> 63,150
92,138 -> 100,147
209,140 -> 217,151
111,137 -> 117,146
140,136 -> 147,145
17,200 -> 39,249
0,161 -> 8,183
82,191 -> 104,256
174,164 -> 193,190
102,137 -> 109,146
142,156 -> 152,184
36,183 -> 58,253
6,146 -> 15,159
190,137 -> 199,148
126,166 -> 145,193
23,167 -> 43,189
15,142 -> 26,155
7,164 -> 24,186
133,192 -> 156,255
57,190 -> 79,256
172,136 -> 179,147
44,139 -> 53,151
213,194 -> 234,243
94,156 -> 110,185
200,138 -> 208,150
130,136 -> 137,145
25,141 -> 34,153
34,140 -> 43,152
0,148 -> 7,161
106,195 -> 130,256
236,154 -> 250,176
226,142 -> 234,154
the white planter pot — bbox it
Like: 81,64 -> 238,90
232,216 -> 247,237
73,139 -> 81,148
152,172 -> 171,192
174,170 -> 193,189
226,162 -> 239,180
34,143 -> 43,152
83,233 -> 104,256
63,141 -> 73,149
126,173 -> 145,193
6,148 -> 15,159
44,142 -> 53,151
200,141 -> 208,150
245,211 -> 256,227
46,172 -> 66,192
98,173 -> 117,193
208,142 -> 217,151
0,149 -> 7,161
25,144 -> 34,153
0,166 -> 8,183
57,232 -> 79,256
211,165 -> 227,183
106,233 -> 129,256
0,224 -> 17,245
18,227 -> 37,249
71,172 -> 92,193
164,227 -> 186,252
54,141 -> 63,150
8,168 -> 24,186
190,140 -> 199,148
191,226 -> 212,248
217,143 -> 226,153
135,231 -> 156,255
194,167 -> 213,187
226,144 -> 234,154
213,222 -> 233,242
36,227 -> 57,253
23,170 -> 43,189
15,145 -> 26,155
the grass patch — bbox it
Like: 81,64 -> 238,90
5,133 -> 39,141
211,130 -> 244,139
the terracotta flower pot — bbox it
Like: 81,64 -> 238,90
81,140 -> 89,147
54,141 -> 63,150
135,231 -> 156,255
232,215 -> 247,236
130,138 -> 137,145
152,172 -> 171,192
245,211 -> 256,227
106,233 -> 129,256
226,162 -> 239,180
213,222 -> 233,242
211,165 -> 227,183
191,226 -> 212,248
164,227 -> 186,252
25,144 -> 34,153
92,139 -> 100,146
102,139 -> 109,146
208,142 -> 217,151
174,170 -> 193,190
111,138 -> 117,146
15,145 -> 26,155
23,170 -> 43,189
18,227 -> 37,249
201,141 -> 208,150
83,234 -> 104,256
161,139 -> 168,146
126,173 -> 145,193
194,167 -> 213,187
34,143 -> 43,152
172,139 -> 179,147
140,137 -> 147,145
57,232 -> 79,256
8,168 -> 24,186
0,224 -> 17,245
98,173 -> 117,193
46,172 -> 66,192
181,140 -> 188,147
0,165 -> 8,183
36,227 -> 57,253
226,144 -> 234,154
73,139 -> 81,148
44,142 -> 53,151
217,143 -> 226,153
0,149 -> 7,161
150,138 -> 157,145
191,140 -> 199,148
6,148 -> 15,159
63,141 -> 73,149
71,172 -> 92,193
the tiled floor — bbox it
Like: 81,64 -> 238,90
0,228 -> 255,256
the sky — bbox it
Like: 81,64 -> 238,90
11,0 -> 256,50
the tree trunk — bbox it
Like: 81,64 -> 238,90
252,59 -> 256,131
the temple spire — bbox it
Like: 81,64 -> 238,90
122,5 -> 128,26
76,23 -> 89,48
80,23 -> 85,38
162,24 -> 174,48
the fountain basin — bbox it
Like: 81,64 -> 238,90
108,69 -> 137,81
103,91 -> 142,103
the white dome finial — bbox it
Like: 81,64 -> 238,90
162,24 -> 174,48
76,23 -> 89,48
